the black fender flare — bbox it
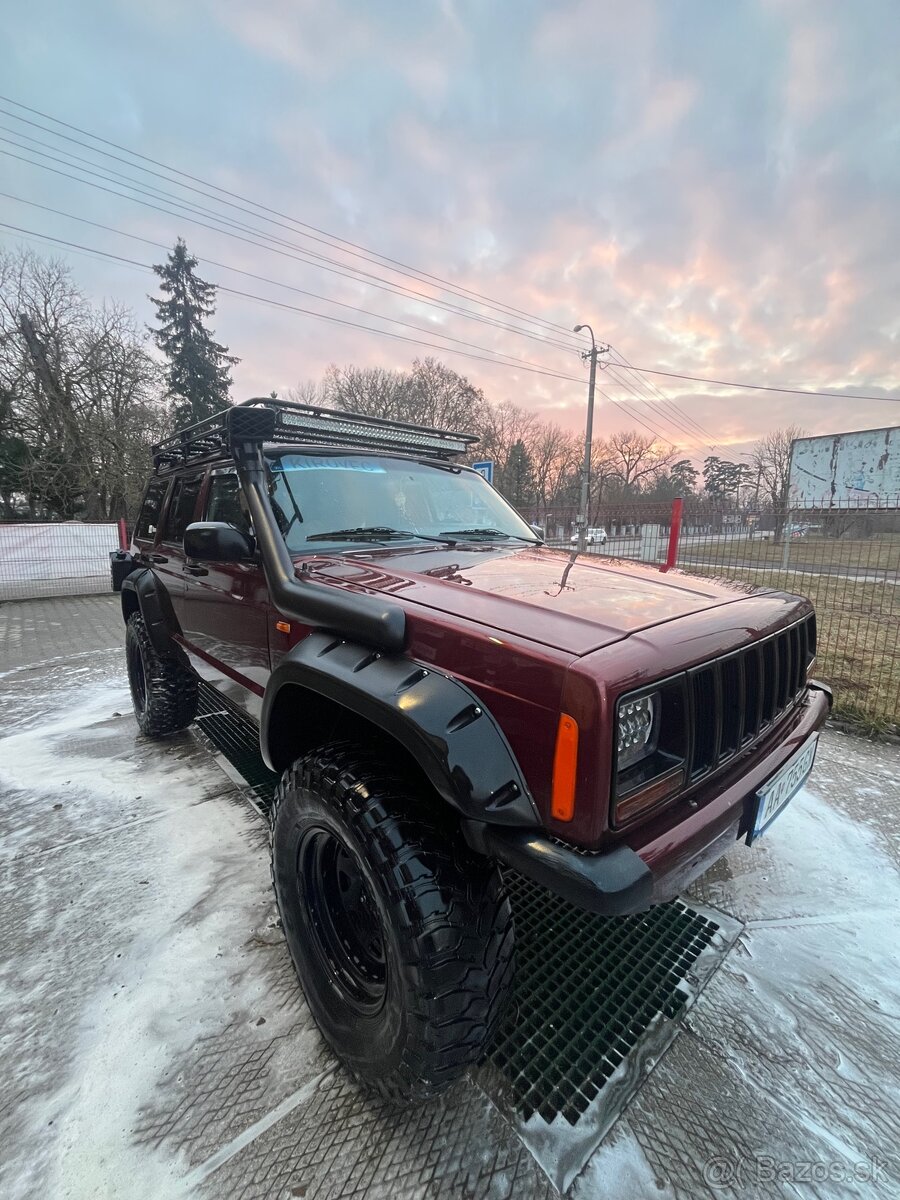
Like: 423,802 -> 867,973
261,631 -> 540,827
120,568 -> 182,659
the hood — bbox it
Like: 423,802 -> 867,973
303,544 -> 771,656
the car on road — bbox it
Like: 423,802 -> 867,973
113,399 -> 831,1101
570,526 -> 608,546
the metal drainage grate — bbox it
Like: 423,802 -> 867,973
486,874 -> 718,1125
195,682 -> 279,808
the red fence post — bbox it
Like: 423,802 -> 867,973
117,518 -> 128,551
660,497 -> 683,572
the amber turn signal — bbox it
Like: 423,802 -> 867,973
275,620 -> 291,634
551,713 -> 579,821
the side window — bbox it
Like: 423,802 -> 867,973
135,478 -> 169,542
161,475 -> 204,543
205,472 -> 251,535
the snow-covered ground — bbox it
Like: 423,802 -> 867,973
1,597 -> 898,1199
576,751 -> 900,1198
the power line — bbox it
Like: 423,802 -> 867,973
607,348 -> 723,450
578,345 -> 715,455
624,363 -> 900,404
0,141 -> 581,357
0,220 -> 594,385
603,363 -> 716,455
0,95 -> 584,347
7,98 -> 888,411
0,194 -> 577,375
0,217 -> 692,449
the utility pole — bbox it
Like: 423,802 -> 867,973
573,324 -> 609,553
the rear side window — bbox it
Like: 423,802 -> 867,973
205,472 -> 251,536
161,475 -> 204,542
135,478 -> 169,542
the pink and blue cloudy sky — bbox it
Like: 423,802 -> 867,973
1,0 -> 898,462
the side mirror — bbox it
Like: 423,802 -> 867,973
184,521 -> 255,562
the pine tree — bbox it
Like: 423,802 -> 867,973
150,238 -> 239,426
503,440 -> 536,508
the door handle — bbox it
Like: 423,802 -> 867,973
149,554 -> 168,563
183,564 -> 208,577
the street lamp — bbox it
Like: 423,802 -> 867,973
574,324 -> 599,554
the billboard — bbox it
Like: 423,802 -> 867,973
789,426 -> 900,508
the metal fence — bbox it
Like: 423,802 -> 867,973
3,500 -> 898,730
540,497 -> 900,732
0,522 -> 124,601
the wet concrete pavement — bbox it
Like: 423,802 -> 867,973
1,597 -> 898,1199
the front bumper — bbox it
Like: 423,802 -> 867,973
466,681 -> 832,916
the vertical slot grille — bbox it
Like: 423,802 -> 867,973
743,645 -> 763,742
761,638 -> 778,725
687,616 -> 812,780
776,631 -> 791,711
720,656 -> 743,756
690,668 -> 718,778
789,623 -> 802,697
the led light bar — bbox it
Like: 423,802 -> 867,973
152,398 -> 479,471
274,404 -> 477,458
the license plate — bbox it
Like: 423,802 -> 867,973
747,733 -> 818,844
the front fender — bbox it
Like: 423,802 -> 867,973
261,632 -> 539,827
120,569 -> 181,658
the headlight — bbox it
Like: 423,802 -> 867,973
613,680 -> 689,826
616,692 -> 659,770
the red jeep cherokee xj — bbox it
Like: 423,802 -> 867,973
113,400 -> 831,1100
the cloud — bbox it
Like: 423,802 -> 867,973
0,0 -> 898,459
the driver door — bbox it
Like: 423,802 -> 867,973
179,468 -> 272,717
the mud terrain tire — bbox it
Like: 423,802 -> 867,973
270,743 -> 515,1100
125,612 -> 199,737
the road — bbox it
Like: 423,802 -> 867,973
1,596 -> 898,1199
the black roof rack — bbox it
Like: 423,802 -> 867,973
152,398 -> 480,472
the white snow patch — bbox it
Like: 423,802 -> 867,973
573,1122 -> 675,1199
0,682 -> 226,861
1,679 -> 300,1199
39,802 -> 263,1200
728,781 -> 900,920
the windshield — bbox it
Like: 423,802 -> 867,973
267,453 -> 539,552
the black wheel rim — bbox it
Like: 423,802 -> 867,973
128,639 -> 148,714
297,829 -> 387,1015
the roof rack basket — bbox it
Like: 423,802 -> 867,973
152,398 -> 479,471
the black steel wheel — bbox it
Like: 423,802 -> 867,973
125,612 -> 198,738
271,742 -> 515,1100
297,828 -> 387,1015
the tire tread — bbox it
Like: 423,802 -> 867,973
270,741 -> 514,1101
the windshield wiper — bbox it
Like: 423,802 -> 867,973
439,527 -> 541,544
306,526 -> 457,545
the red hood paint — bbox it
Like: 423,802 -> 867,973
300,544 -> 769,656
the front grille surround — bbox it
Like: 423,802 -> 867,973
612,613 -> 816,825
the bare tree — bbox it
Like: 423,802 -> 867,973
478,400 -> 537,494
322,363 -> 408,418
528,421 -> 580,522
286,378 -> 327,406
0,248 -> 167,519
401,358 -> 490,431
587,438 -> 618,521
0,249 -> 91,517
605,430 -> 677,494
751,425 -> 805,540
79,303 -> 169,518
